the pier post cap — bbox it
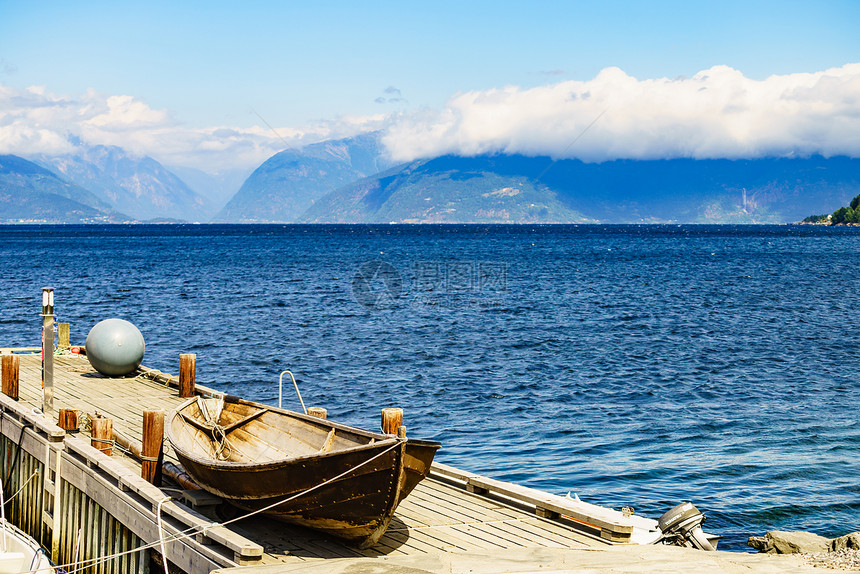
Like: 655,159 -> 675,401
41,287 -> 54,313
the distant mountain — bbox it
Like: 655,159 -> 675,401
0,154 -> 128,223
216,133 -> 396,222
35,144 -> 213,221
302,158 -> 593,223
301,154 -> 860,224
165,164 -> 252,213
10,131 -> 855,225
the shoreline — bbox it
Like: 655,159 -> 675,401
211,545 -> 860,574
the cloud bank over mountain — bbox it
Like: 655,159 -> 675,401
2,63 -> 859,172
0,84 -> 387,172
381,63 -> 860,163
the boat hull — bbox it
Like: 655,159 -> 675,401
167,397 -> 439,548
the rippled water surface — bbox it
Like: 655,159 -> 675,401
1,224 -> 858,550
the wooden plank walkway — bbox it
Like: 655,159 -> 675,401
11,352 -> 605,567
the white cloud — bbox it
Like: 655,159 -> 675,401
381,63 -> 860,163
85,94 -> 173,130
0,84 -> 387,171
3,63 -> 858,173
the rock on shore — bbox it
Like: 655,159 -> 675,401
749,530 -> 860,571
749,531 -> 831,554
749,531 -> 860,554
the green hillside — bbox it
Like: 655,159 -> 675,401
300,154 -> 860,224
302,160 -> 593,223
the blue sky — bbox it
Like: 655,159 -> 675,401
1,1 -> 859,170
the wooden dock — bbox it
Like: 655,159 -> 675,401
0,350 -> 639,574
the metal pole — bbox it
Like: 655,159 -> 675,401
278,370 -> 306,413
42,287 -> 54,412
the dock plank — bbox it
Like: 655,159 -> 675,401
408,483 -> 524,523
10,353 -> 610,567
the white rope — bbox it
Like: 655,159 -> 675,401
177,405 -> 236,461
178,399 -> 275,463
217,439 -> 403,527
156,496 -> 171,574
5,469 -> 39,504
0,463 -> 6,553
51,439 -> 405,573
211,422 -> 233,460
72,527 -> 82,571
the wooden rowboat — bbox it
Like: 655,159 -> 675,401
166,395 -> 440,548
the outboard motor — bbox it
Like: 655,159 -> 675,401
658,502 -> 716,551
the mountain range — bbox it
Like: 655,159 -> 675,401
215,133 -> 396,222
301,154 -> 860,224
34,143 -> 215,221
0,154 -> 128,223
2,133 -> 859,224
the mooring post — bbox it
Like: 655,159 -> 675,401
91,416 -> 113,456
58,409 -> 78,432
381,408 -> 403,435
58,322 -> 70,351
307,407 -> 327,419
42,287 -> 54,412
179,353 -> 196,398
142,409 -> 165,486
1,354 -> 19,401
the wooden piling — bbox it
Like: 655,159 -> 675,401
1,354 -> 19,400
141,409 -> 164,486
179,354 -> 196,398
58,409 -> 78,432
307,407 -> 327,419
381,408 -> 403,435
58,323 -> 70,351
91,416 -> 113,456
0,351 -> 630,570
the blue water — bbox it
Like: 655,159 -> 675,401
1,224 -> 858,550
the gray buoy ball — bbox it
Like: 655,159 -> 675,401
85,319 -> 145,376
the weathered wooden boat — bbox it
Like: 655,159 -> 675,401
166,395 -> 440,548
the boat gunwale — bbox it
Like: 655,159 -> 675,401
166,397 -> 406,471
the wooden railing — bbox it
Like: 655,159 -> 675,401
430,462 -> 636,543
0,391 -> 264,574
